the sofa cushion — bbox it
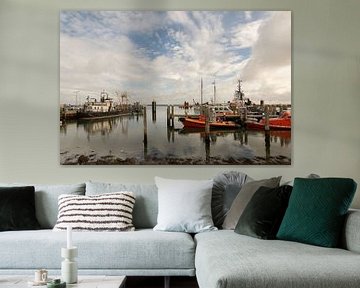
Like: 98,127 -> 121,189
0,183 -> 86,229
277,178 -> 357,247
0,186 -> 40,231
86,182 -> 158,229
212,171 -> 252,228
0,229 -> 195,272
153,177 -> 216,233
222,177 -> 281,229
234,185 -> 292,239
195,230 -> 360,288
53,192 -> 136,232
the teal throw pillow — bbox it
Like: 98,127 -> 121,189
277,177 -> 357,247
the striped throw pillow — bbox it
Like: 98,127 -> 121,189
53,192 -> 136,231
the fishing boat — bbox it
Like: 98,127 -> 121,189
246,110 -> 291,130
179,115 -> 241,130
76,90 -> 142,120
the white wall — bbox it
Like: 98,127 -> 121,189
0,0 -> 359,208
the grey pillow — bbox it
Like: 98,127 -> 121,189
153,177 -> 217,233
0,183 -> 86,228
212,171 -> 252,228
222,177 -> 281,230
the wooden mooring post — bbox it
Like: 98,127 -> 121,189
143,106 -> 148,146
264,105 -> 270,131
264,105 -> 270,161
265,130 -> 270,161
205,107 -> 210,136
166,106 -> 170,127
204,106 -> 211,164
152,101 -> 156,122
171,105 -> 175,127
166,105 -> 175,128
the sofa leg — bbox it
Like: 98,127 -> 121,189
164,276 -> 170,288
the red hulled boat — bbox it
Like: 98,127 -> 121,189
180,115 -> 241,130
246,110 -> 291,130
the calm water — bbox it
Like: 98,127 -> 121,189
60,106 -> 291,165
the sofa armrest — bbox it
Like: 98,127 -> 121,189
342,209 -> 360,253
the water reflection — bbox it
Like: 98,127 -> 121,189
60,107 -> 291,165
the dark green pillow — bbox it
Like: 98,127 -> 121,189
277,178 -> 357,247
235,185 -> 292,239
0,186 -> 41,231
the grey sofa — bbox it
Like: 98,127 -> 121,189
0,181 -> 360,288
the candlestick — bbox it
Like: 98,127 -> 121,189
61,247 -> 78,284
67,225 -> 72,249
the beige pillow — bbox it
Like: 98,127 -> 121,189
222,177 -> 281,230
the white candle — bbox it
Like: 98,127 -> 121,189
67,225 -> 72,249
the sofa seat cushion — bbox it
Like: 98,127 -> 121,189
0,229 -> 195,271
195,230 -> 360,288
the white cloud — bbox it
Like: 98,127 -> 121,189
60,33 -> 153,103
231,20 -> 262,48
60,11 -> 291,105
240,11 -> 291,104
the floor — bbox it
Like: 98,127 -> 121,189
126,276 -> 199,288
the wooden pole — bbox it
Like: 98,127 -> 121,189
143,106 -> 148,146
167,106 -> 170,127
167,126 -> 171,142
265,130 -> 270,161
205,106 -> 211,164
205,106 -> 210,136
152,101 -> 156,122
205,136 -> 210,164
264,105 -> 270,131
171,105 -> 175,128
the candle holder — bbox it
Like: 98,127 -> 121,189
61,247 -> 78,284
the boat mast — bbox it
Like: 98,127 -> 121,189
213,79 -> 216,104
200,77 -> 203,105
235,79 -> 244,101
74,90 -> 80,106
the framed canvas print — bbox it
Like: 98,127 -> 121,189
60,11 -> 291,165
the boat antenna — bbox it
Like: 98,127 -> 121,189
200,77 -> 203,105
73,90 -> 80,106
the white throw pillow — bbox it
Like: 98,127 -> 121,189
53,192 -> 135,231
153,177 -> 217,233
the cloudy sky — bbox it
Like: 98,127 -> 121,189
60,11 -> 291,105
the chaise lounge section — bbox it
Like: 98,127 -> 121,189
195,216 -> 360,288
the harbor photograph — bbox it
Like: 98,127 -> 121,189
60,11 -> 291,165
